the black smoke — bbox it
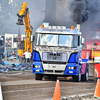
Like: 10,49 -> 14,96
71,0 -> 100,24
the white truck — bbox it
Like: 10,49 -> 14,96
33,23 -> 89,82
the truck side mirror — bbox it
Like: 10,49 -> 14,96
81,38 -> 85,45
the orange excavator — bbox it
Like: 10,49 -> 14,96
16,2 -> 33,57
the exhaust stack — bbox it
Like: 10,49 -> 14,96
77,24 -> 80,32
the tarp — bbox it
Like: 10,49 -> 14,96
0,60 -> 32,72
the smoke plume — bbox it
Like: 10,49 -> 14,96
71,0 -> 100,24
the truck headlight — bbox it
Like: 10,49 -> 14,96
35,65 -> 41,68
68,67 -> 74,69
68,67 -> 71,69
71,67 -> 74,69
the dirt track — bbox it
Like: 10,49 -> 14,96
0,71 -> 98,100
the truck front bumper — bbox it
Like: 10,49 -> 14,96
33,61 -> 79,76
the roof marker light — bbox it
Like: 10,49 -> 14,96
52,26 -> 56,29
57,26 -> 61,29
62,26 -> 66,29
41,24 -> 44,28
71,26 -> 74,30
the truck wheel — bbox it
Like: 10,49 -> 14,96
81,64 -> 89,81
72,66 -> 81,82
35,74 -> 43,80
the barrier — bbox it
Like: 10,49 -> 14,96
0,82 -> 3,100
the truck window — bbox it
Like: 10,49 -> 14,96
87,30 -> 100,40
35,33 -> 78,48
78,36 -> 80,46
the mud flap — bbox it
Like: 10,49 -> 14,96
89,64 -> 95,77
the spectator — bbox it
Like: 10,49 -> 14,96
93,32 -> 100,39
23,49 -> 31,63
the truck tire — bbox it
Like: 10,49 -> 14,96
81,64 -> 89,81
72,66 -> 81,82
35,74 -> 43,80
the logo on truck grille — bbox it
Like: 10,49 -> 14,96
42,52 -> 68,61
49,53 -> 60,56
53,56 -> 57,60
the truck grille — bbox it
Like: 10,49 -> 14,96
44,70 -> 64,74
42,52 -> 68,62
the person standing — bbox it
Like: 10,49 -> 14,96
93,32 -> 100,39
23,49 -> 31,63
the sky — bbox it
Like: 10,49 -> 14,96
0,0 -> 46,35
1,0 -> 100,37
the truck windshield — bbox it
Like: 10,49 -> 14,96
35,33 -> 78,48
87,30 -> 100,40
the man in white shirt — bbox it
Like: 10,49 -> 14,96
93,32 -> 100,39
23,49 -> 31,63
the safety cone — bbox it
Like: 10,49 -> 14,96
53,80 -> 61,100
94,79 -> 100,97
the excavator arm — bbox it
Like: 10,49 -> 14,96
16,2 -> 33,55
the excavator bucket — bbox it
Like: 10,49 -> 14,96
16,14 -> 24,25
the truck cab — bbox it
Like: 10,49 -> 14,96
33,23 -> 88,82
85,29 -> 100,59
